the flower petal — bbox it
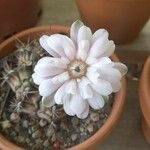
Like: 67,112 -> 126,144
70,91 -> 89,119
100,67 -> 122,81
89,30 -> 115,58
64,46 -> 76,60
92,57 -> 112,69
92,29 -> 108,44
77,40 -> 90,61
65,80 -> 77,95
110,80 -> 121,92
61,57 -> 70,65
32,73 -> 45,85
76,104 -> 89,119
39,35 -> 60,57
42,94 -> 55,107
78,77 -> 93,99
86,57 -> 98,65
88,92 -> 105,109
34,57 -> 65,77
89,39 -> 109,58
47,34 -> 76,59
37,57 -> 67,69
99,67 -> 122,92
91,79 -> 113,96
113,62 -> 128,76
70,20 -> 84,45
51,71 -> 70,85
54,81 -> 69,104
86,67 -> 100,84
77,25 -> 92,44
101,40 -> 115,57
63,95 -> 75,116
39,79 -> 61,97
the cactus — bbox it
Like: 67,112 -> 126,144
0,39 -> 45,114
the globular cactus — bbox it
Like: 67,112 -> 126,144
0,40 -> 45,113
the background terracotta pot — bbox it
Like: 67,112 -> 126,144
75,0 -> 150,44
0,0 -> 42,43
139,56 -> 150,144
0,25 -> 126,150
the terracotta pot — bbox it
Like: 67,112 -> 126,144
0,0 -> 42,43
75,0 -> 150,44
0,25 -> 126,150
139,56 -> 150,144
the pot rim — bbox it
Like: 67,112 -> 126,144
139,56 -> 150,127
0,25 -> 126,150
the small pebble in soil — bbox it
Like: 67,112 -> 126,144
71,117 -> 79,126
39,119 -> 47,127
1,120 -> 11,129
32,130 -> 41,139
22,120 -> 29,128
46,126 -> 55,138
10,112 -> 20,123
43,140 -> 49,148
90,112 -> 100,122
71,134 -> 78,141
87,124 -> 94,133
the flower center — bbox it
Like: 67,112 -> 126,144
67,60 -> 88,79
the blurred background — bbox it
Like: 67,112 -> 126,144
0,0 -> 150,149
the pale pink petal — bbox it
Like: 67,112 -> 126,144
78,77 -> 93,99
101,41 -> 115,57
76,104 -> 89,119
47,34 -> 76,59
34,57 -> 65,77
55,81 -> 76,116
92,57 -> 113,69
110,80 -> 121,92
34,64 -> 64,77
88,92 -> 105,109
100,67 -> 122,81
99,67 -> 122,92
86,57 -> 98,65
37,57 -> 67,69
39,79 -> 61,97
54,81 -> 69,104
89,27 -> 115,58
77,40 -> 90,61
32,73 -> 46,85
70,20 -> 84,45
91,79 -> 113,96
77,26 -> 92,44
70,91 -> 89,119
61,57 -> 70,65
86,67 -> 100,84
92,29 -> 108,44
92,29 -> 109,44
63,95 -> 75,116
39,35 -> 60,57
65,80 -> 77,95
89,37 -> 109,58
64,46 -> 76,60
51,71 -> 70,85
113,62 -> 128,76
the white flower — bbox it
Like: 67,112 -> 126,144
32,20 -> 127,119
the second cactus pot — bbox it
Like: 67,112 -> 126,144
76,0 -> 150,44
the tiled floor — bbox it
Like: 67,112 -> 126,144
38,0 -> 150,149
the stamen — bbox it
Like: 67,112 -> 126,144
67,59 -> 88,79
75,66 -> 80,72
